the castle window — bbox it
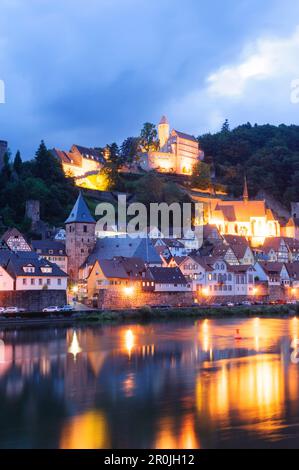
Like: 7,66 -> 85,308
31,278 -> 35,285
39,279 -> 43,286
47,279 -> 51,286
58,279 -> 62,286
81,249 -> 84,254
84,225 -> 87,233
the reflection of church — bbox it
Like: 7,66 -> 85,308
205,179 -> 281,247
140,116 -> 204,175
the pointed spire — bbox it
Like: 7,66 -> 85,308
159,115 -> 169,125
65,191 -> 95,224
243,176 -> 249,202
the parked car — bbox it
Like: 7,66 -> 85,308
227,302 -> 235,307
59,305 -> 74,312
4,307 -> 20,314
287,300 -> 297,305
241,301 -> 252,306
0,307 -> 5,314
42,306 -> 60,313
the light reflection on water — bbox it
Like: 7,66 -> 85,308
0,318 -> 299,448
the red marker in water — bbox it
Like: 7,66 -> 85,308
235,329 -> 242,340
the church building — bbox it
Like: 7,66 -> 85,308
140,116 -> 204,175
203,179 -> 281,247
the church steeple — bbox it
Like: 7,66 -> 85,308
243,176 -> 249,202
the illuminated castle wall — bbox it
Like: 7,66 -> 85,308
141,116 -> 204,175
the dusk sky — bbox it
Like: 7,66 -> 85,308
1,0 -> 299,158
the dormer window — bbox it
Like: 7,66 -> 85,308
49,250 -> 54,255
23,265 -> 35,273
41,265 -> 53,274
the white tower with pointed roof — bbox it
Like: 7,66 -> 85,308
158,115 -> 170,149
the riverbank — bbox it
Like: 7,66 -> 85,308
0,304 -> 298,328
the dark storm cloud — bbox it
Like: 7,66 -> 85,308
0,0 -> 299,158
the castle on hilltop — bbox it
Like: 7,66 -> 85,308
140,116 -> 204,175
53,116 -> 204,189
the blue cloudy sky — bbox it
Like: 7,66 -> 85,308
1,0 -> 299,158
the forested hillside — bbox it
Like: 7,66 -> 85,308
199,122 -> 299,207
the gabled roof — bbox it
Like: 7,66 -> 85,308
262,237 -> 287,252
212,199 -> 267,221
229,264 -> 255,273
286,217 -> 299,228
162,238 -> 185,249
84,235 -> 162,268
1,252 -> 67,278
72,145 -> 105,164
172,130 -> 198,143
147,267 -> 187,284
223,235 -> 251,259
259,261 -> 285,274
65,192 -> 95,224
52,148 -> 82,167
31,240 -> 66,256
285,262 -> 299,279
283,237 -> 299,252
1,228 -> 30,244
92,256 -> 146,280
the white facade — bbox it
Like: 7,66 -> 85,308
0,266 -> 14,291
15,276 -> 67,291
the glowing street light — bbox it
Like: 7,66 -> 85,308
124,286 -> 134,297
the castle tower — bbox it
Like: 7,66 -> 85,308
65,192 -> 96,282
158,115 -> 170,149
243,176 -> 249,202
25,200 -> 40,229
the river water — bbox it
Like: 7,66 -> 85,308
0,317 -> 299,449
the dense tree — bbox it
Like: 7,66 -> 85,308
191,161 -> 211,190
0,141 -> 77,233
198,123 -> 299,206
140,122 -> 159,152
13,150 -> 22,175
120,137 -> 140,164
221,119 -> 230,133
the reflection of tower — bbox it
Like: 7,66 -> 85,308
158,116 -> 170,149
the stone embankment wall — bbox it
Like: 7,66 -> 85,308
0,290 -> 66,312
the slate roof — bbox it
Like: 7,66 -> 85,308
31,240 -> 66,256
173,130 -> 198,143
283,237 -> 299,252
147,267 -> 187,284
52,148 -> 82,167
285,262 -> 299,279
259,261 -> 285,274
262,237 -> 286,252
72,145 -> 105,164
65,192 -> 95,224
94,257 -> 146,280
0,252 -> 68,279
84,235 -> 162,268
